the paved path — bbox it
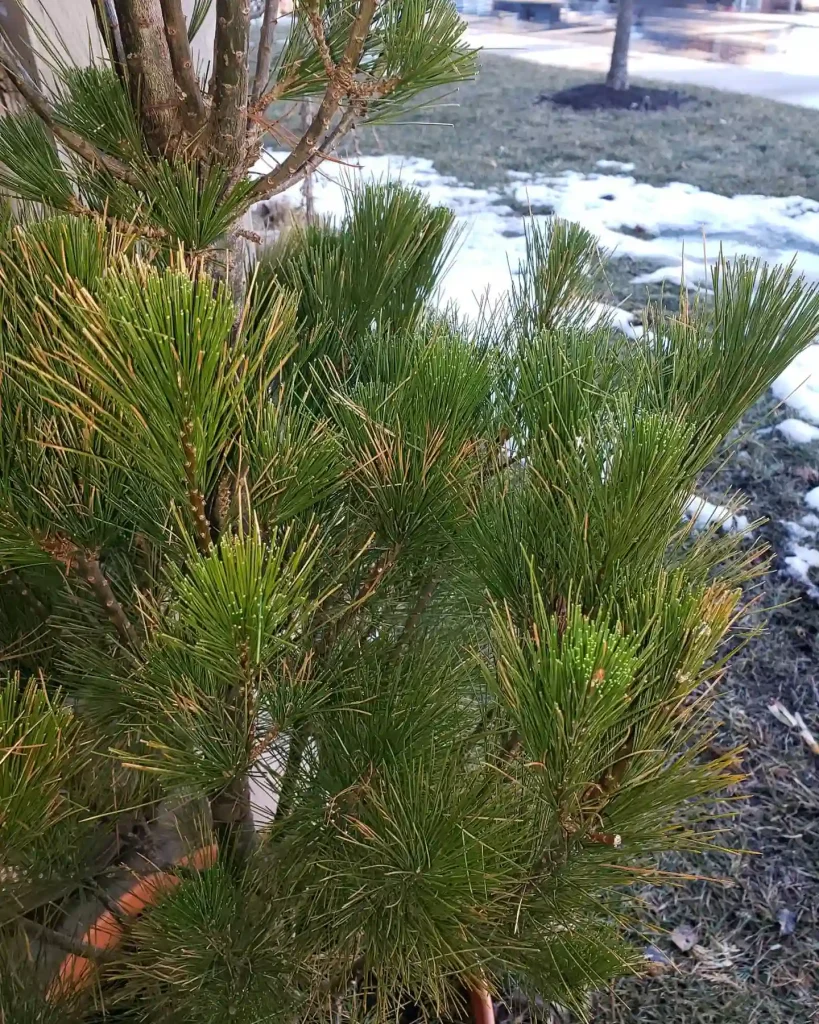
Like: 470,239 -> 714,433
465,22 -> 819,109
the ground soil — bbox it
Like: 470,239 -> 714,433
547,83 -> 688,112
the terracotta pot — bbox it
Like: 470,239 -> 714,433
47,843 -> 218,1000
469,983 -> 495,1024
51,849 -> 497,1024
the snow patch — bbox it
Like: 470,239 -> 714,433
631,260 -> 713,288
772,345 -> 819,425
684,496 -> 749,533
506,172 -> 819,280
776,418 -> 819,444
251,152 -> 819,325
784,544 -> 819,597
784,520 -> 814,540
805,487 -> 819,511
595,159 -> 635,173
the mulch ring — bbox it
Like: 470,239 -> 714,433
545,83 -> 690,112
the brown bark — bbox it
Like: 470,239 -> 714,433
73,550 -> 141,650
251,0 -> 281,104
160,0 -> 207,135
209,0 -> 251,167
249,0 -> 376,200
115,0 -> 183,154
210,774 -> 255,861
606,0 -> 633,91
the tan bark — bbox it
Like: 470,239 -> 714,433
209,0 -> 251,168
115,0 -> 184,154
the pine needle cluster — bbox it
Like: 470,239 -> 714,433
1,3 -> 819,1022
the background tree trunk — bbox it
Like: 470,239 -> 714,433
606,0 -> 633,92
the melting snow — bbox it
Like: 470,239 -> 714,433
784,544 -> 819,597
254,151 -> 819,321
776,418 -> 819,444
772,345 -> 819,425
595,159 -> 635,173
252,150 -> 819,436
684,496 -> 749,533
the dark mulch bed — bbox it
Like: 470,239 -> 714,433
546,83 -> 689,112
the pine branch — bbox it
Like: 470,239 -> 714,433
181,419 -> 213,554
248,0 -> 376,200
0,37 -> 142,188
114,0 -> 183,154
396,578 -> 438,650
160,0 -> 207,133
209,0 -> 251,166
251,0 -> 281,105
250,103 -> 358,201
73,550 -> 141,650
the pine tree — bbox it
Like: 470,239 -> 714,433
2,4 -> 819,1023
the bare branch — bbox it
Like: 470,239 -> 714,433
251,0 -> 280,105
73,550 -> 141,650
0,36 -> 142,187
209,0 -> 251,167
395,578 -> 437,652
249,0 -> 374,197
250,102 -> 357,201
160,0 -> 207,133
114,0 -> 183,154
94,0 -> 128,72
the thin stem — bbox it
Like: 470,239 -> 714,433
0,38 -> 141,188
73,550 -> 141,650
251,0 -> 281,105
273,728 -> 306,821
249,0 -> 375,199
18,917 -> 113,964
95,0 -> 128,73
395,578 -> 437,651
160,0 -> 207,133
300,101 -> 315,221
181,419 -> 212,554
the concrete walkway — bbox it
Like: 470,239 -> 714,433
465,21 -> 819,109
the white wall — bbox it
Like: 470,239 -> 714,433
8,0 -> 218,87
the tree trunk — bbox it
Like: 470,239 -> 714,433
115,0 -> 184,154
209,0 -> 251,169
606,0 -> 633,92
210,774 -> 256,864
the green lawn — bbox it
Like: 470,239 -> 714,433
347,54 -> 819,201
